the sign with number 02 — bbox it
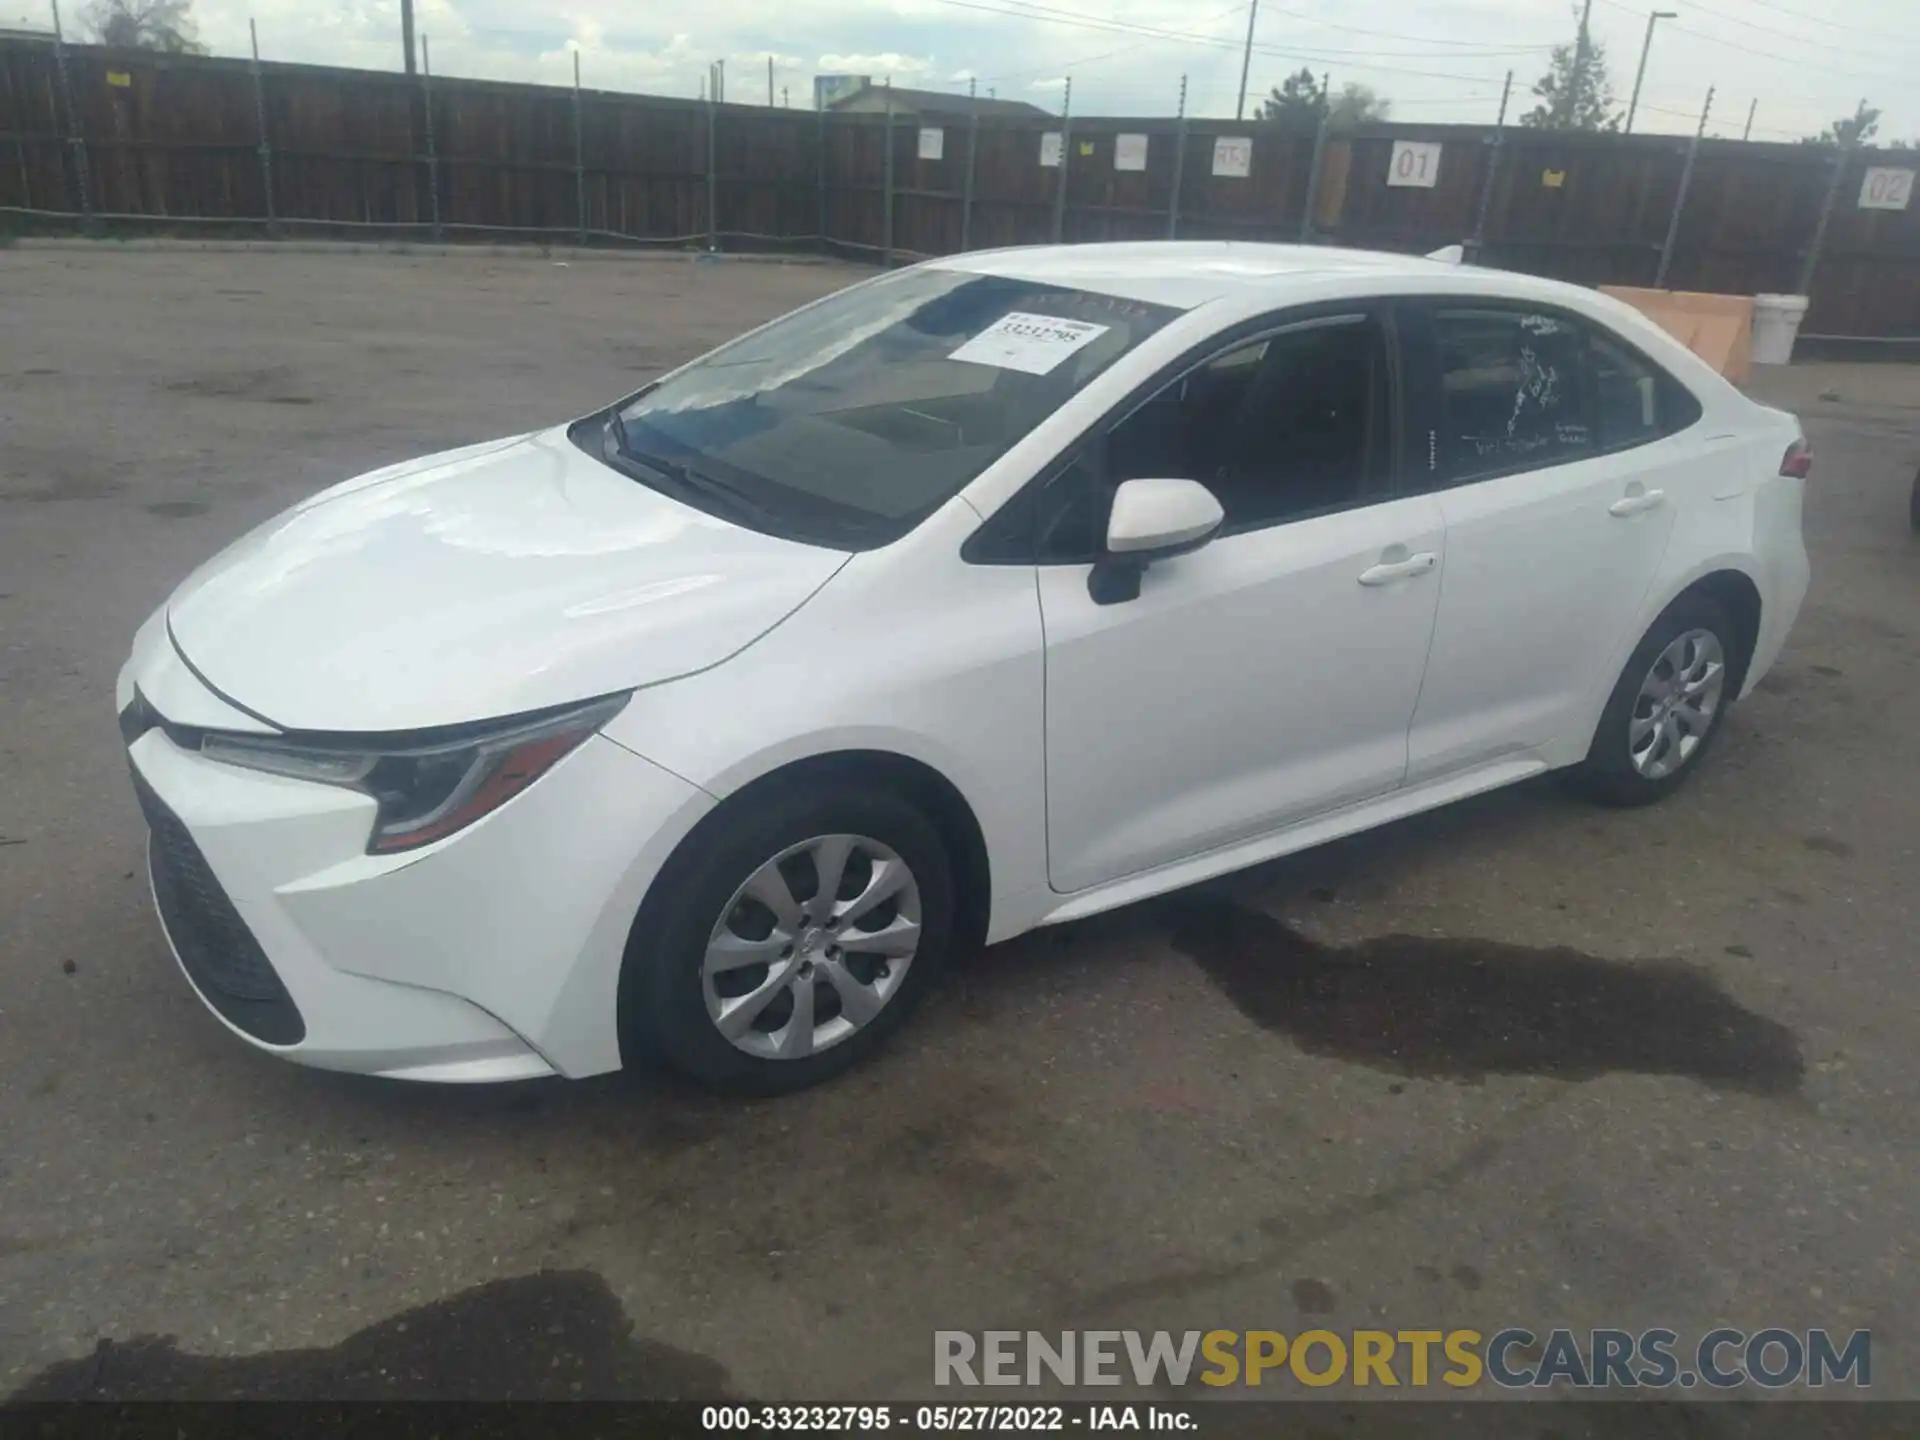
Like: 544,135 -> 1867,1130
1858,168 -> 1914,211
1388,140 -> 1441,188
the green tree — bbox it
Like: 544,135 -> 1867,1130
1519,9 -> 1620,131
83,0 -> 204,52
1328,83 -> 1391,126
1260,68 -> 1326,125
1800,101 -> 1880,146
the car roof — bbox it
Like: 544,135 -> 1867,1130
927,241 -> 1571,312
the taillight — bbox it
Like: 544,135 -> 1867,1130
1780,439 -> 1812,479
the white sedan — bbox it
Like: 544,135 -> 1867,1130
118,242 -> 1811,1093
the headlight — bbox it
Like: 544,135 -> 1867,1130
198,693 -> 630,854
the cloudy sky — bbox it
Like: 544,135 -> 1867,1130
83,0 -> 1920,142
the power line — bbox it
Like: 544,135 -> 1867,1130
1247,0 -> 1561,50
1728,0 -> 1920,45
981,1 -> 1247,83
925,0 -> 1551,83
1591,0 -> 1909,86
941,0 -> 1553,58
1643,0 -> 1920,65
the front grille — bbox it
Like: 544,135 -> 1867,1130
131,767 -> 306,1046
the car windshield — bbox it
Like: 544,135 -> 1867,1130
599,268 -> 1180,549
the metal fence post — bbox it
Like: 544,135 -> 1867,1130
961,108 -> 978,251
1654,85 -> 1712,288
706,85 -> 718,252
1167,74 -> 1187,239
816,103 -> 829,252
1300,111 -> 1331,243
248,19 -> 277,237
48,0 -> 93,234
571,50 -> 586,244
421,35 -> 441,241
1796,115 -> 1856,297
881,79 -> 894,265
1051,76 -> 1072,244
1466,70 -> 1513,264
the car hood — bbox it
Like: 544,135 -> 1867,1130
165,426 -> 851,732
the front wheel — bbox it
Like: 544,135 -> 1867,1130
620,781 -> 955,1094
1565,593 -> 1738,807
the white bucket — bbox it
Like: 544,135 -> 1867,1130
1751,293 -> 1810,366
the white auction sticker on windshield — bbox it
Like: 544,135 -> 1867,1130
948,312 -> 1111,375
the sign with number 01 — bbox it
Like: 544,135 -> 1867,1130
1858,168 -> 1914,211
1388,140 -> 1441,188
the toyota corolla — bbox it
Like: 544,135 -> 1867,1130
117,242 -> 1811,1093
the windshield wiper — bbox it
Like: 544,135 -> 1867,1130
606,434 -> 790,533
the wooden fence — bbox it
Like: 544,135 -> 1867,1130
3,38 -> 1917,338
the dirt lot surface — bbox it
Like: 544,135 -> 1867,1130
2,246 -> 1918,1412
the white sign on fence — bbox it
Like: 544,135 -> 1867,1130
1388,140 -> 1442,188
918,127 -> 944,161
1858,167 -> 1914,211
1040,132 -> 1063,168
1115,133 -> 1148,171
1212,136 -> 1252,178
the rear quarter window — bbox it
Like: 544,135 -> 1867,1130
1589,326 -> 1704,451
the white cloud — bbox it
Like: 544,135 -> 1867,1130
817,52 -> 932,75
180,0 -> 1920,138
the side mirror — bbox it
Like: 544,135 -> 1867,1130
1089,478 -> 1225,605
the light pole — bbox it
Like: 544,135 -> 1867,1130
400,0 -> 416,75
1624,9 -> 1677,134
1235,0 -> 1260,121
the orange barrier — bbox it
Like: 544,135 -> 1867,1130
1599,286 -> 1755,386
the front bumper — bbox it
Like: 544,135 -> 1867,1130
122,665 -> 713,1081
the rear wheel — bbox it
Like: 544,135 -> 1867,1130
620,781 -> 954,1093
1566,593 -> 1738,807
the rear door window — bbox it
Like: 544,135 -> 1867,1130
1426,308 -> 1593,484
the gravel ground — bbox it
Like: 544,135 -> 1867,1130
2,245 -> 1917,1411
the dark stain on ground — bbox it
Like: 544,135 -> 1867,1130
1162,897 -> 1802,1096
1811,664 -> 1844,677
145,500 -> 210,519
1803,835 -> 1855,857
1449,1262 -> 1482,1291
1291,1277 -> 1336,1313
162,366 -> 313,406
7,1269 -> 730,1401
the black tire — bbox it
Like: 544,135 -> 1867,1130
1565,592 -> 1740,808
1909,466 -> 1920,531
619,779 -> 954,1094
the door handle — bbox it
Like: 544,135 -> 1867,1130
1609,488 -> 1667,517
1357,552 -> 1438,586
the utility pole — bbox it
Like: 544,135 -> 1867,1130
400,0 -> 416,75
1656,85 -> 1712,287
1742,98 -> 1756,140
768,56 -> 774,108
1566,0 -> 1594,126
1624,9 -> 1676,134
1797,95 -> 1863,294
1467,69 -> 1514,263
1235,0 -> 1260,121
